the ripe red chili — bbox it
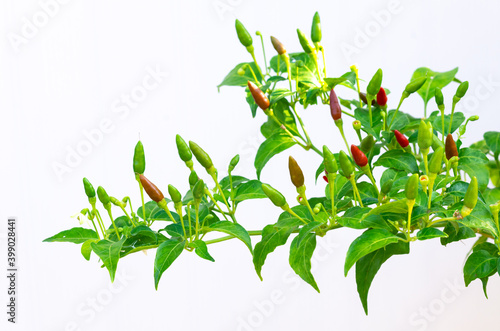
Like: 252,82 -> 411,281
445,134 -> 458,160
376,87 -> 387,107
394,130 -> 409,148
247,81 -> 270,110
139,174 -> 164,203
351,144 -> 368,167
330,89 -> 342,121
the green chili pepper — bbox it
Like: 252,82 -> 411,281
322,146 -> 338,174
367,69 -> 383,97
83,177 -> 96,198
97,186 -> 111,206
455,81 -> 469,99
435,87 -> 444,111
431,133 -> 444,151
405,76 -> 427,95
297,29 -> 315,54
235,19 -> 253,48
381,179 -> 393,196
175,135 -> 192,162
405,174 -> 419,200
339,150 -> 354,178
189,141 -> 215,173
261,183 -> 287,207
189,170 -> 198,187
288,156 -> 305,188
270,36 -> 287,55
133,141 -> 146,175
418,120 -> 433,151
311,12 -> 322,43
139,175 -> 164,203
428,147 -> 444,175
360,135 -> 375,154
229,154 -> 240,172
461,176 -> 478,217
168,184 -> 182,204
193,179 -> 205,201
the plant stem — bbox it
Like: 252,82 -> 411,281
448,102 -> 457,135
257,33 -> 268,76
136,176 -> 146,221
107,209 -> 120,238
210,173 -> 236,223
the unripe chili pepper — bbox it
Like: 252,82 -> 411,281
97,186 -> 110,205
247,81 -> 270,111
312,203 -> 321,214
270,36 -> 286,55
322,146 -> 338,174
297,29 -> 315,54
168,184 -> 182,204
418,120 -> 433,150
420,175 -> 429,191
381,179 -> 393,196
360,135 -> 375,154
261,183 -> 287,207
445,134 -> 458,160
469,115 -> 479,121
339,150 -> 354,178
288,156 -> 305,188
237,68 -> 245,76
367,69 -> 383,97
235,19 -> 253,47
139,175 -> 164,203
83,177 -> 96,198
428,147 -> 444,174
229,154 -> 240,172
133,141 -> 146,175
353,120 -> 362,131
461,176 -> 478,217
175,135 -> 192,162
311,12 -> 322,43
394,130 -> 409,148
189,141 -> 214,171
193,179 -> 205,200
455,81 -> 469,99
330,89 -> 342,121
405,76 -> 427,94
432,134 -> 444,151
351,145 -> 368,167
405,174 -> 419,200
188,170 -> 198,187
435,87 -> 444,111
376,87 -> 388,107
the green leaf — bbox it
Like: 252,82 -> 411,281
463,250 -> 498,286
411,67 -> 458,106
441,222 -> 476,246
387,110 -> 417,131
354,108 -> 383,139
255,132 -> 296,179
164,223 -> 193,238
483,188 -> 500,206
364,199 -> 408,218
217,62 -> 264,90
91,237 -> 126,282
270,52 -> 318,84
154,239 -> 185,289
253,225 -> 294,280
374,150 -> 419,173
208,221 -> 253,253
289,222 -> 322,292
484,131 -> 500,154
43,227 -> 99,244
125,225 -> 157,246
431,111 -> 465,135
417,228 -> 448,241
458,148 -> 489,191
275,205 -> 312,228
273,99 -> 300,137
337,207 -> 370,229
356,239 -> 409,314
345,229 -> 404,276
81,239 -> 98,261
234,180 -> 267,202
189,240 -> 215,262
137,201 -> 176,221
219,175 -> 249,191
459,202 -> 498,237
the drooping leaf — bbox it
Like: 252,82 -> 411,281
289,222 -> 322,292
417,228 -> 448,241
81,239 -> 98,261
208,221 -> 253,253
410,67 -> 459,106
189,240 -> 215,262
217,62 -> 264,90
345,229 -> 404,276
463,250 -> 498,286
154,239 -> 185,289
253,225 -> 294,280
255,132 -> 296,179
91,237 -> 126,282
43,227 -> 99,244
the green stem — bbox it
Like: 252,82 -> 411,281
205,231 -> 263,245
119,205 -> 136,227
441,108 -> 445,143
107,209 -> 120,238
246,64 -> 259,84
93,208 -> 107,239
328,175 -> 336,220
205,189 -> 230,222
367,98 -> 373,127
283,206 -> 308,224
195,203 -> 200,240
290,102 -> 312,145
406,199 -> 415,241
210,173 -> 236,223
250,51 -> 263,81
89,218 -> 101,240
388,96 -> 406,129
448,102 -> 457,135
257,33 -> 268,76
349,176 -> 364,207
136,176 -> 146,221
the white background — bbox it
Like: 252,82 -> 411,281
1,0 -> 500,330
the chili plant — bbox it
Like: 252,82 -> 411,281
45,13 -> 500,314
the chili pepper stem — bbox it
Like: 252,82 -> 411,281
290,102 -> 312,146
406,199 -> 415,241
256,32 -> 268,76
297,188 -> 317,221
327,174 -> 336,220
210,173 -> 236,223
283,205 -> 308,225
245,64 -> 259,84
136,175 -> 147,221
119,205 -> 136,227
335,120 -> 351,157
311,51 -> 323,83
107,209 -> 121,238
365,168 -> 380,196
448,102 -> 457,135
89,218 -> 101,240
441,108 -> 446,143
229,172 -> 236,214
158,200 -> 177,224
93,208 -> 107,239
422,149 -> 429,175
250,51 -> 264,81
388,96 -> 405,129
427,173 -> 437,210
351,65 -> 362,106
187,203 -> 193,242
205,188 -> 230,222
195,203 -> 200,240
366,98 -> 373,127
427,216 -> 458,227
174,205 -> 187,240
349,176 -> 364,207
320,46 -> 327,77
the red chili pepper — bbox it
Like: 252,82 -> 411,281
394,130 -> 409,148
376,87 -> 387,107
330,89 -> 342,121
247,81 -> 270,111
323,170 -> 329,183
445,134 -> 458,160
351,144 -> 368,167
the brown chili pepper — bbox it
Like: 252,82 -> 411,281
139,174 -> 164,203
288,156 -> 305,188
330,89 -> 342,121
445,134 -> 458,160
247,81 -> 270,111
